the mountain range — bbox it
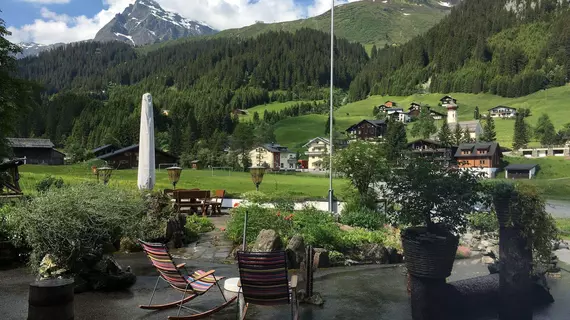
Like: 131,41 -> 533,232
16,0 -> 462,58
93,0 -> 215,46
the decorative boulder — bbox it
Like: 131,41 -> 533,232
362,244 -> 390,264
166,212 -> 187,248
252,230 -> 282,252
286,235 -> 305,269
85,255 -> 136,291
313,248 -> 330,268
387,247 -> 402,264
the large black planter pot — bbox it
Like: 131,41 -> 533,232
402,227 -> 459,279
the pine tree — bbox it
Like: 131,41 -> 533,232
462,128 -> 472,143
384,120 -> 408,161
168,115 -> 182,156
474,106 -> 480,119
252,111 -> 260,123
535,113 -> 557,146
481,112 -> 496,142
513,113 -> 529,149
325,116 -> 336,135
410,106 -> 437,139
437,121 -> 452,146
453,123 -> 464,145
371,45 -> 378,59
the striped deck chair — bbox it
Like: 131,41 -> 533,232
139,240 -> 237,320
237,251 -> 299,320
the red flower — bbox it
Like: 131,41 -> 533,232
233,202 -> 240,208
276,211 -> 281,217
220,227 -> 226,232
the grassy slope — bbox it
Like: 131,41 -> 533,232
139,1 -> 450,54
17,165 -> 350,200
556,219 -> 570,240
216,1 -> 448,48
269,86 -> 570,150
240,101 -> 317,121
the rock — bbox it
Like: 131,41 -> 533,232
166,213 -> 187,248
336,223 -> 355,232
387,247 -> 402,264
480,240 -> 491,247
285,235 -> 305,269
313,248 -> 330,268
481,256 -> 495,264
298,291 -> 325,305
344,259 -> 360,266
488,262 -> 500,274
252,230 -> 282,252
361,244 -> 389,263
559,241 -> 569,250
86,255 -> 136,291
484,246 -> 499,259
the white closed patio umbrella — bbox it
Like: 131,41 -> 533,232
137,93 -> 156,190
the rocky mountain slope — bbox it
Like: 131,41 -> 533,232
93,0 -> 216,46
15,42 -> 65,59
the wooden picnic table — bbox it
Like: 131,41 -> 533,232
173,189 -> 211,216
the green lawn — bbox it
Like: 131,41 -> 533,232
556,219 -> 570,240
274,114 -> 329,151
17,164 -> 350,200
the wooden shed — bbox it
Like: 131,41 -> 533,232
7,138 -> 65,165
0,158 -> 24,197
97,145 -> 178,169
505,164 -> 538,180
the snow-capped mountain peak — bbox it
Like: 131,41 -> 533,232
94,0 -> 216,46
15,42 -> 65,59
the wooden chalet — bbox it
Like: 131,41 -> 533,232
455,142 -> 502,178
0,158 -> 24,198
346,120 -> 387,141
97,145 -> 178,169
407,139 -> 456,165
440,95 -> 457,105
7,138 -> 65,165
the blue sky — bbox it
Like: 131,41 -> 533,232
3,0 -> 350,44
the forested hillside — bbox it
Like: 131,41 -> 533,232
14,29 -> 367,163
349,0 -> 570,100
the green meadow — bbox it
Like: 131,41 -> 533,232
16,164 -> 350,200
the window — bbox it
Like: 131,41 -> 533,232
280,163 -> 284,168
477,149 -> 487,155
461,150 -> 470,155
480,160 -> 486,166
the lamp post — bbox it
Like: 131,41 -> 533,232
249,166 -> 266,192
97,167 -> 113,185
166,166 -> 183,189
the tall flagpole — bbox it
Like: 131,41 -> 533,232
328,0 -> 335,213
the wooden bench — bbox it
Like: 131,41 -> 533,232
175,190 -> 211,216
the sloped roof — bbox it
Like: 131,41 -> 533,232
261,143 -> 290,153
505,164 -> 538,171
407,139 -> 444,148
346,119 -> 386,132
489,105 -> 517,112
455,142 -> 500,158
98,145 -> 177,160
303,137 -> 330,148
7,138 -> 54,149
0,158 -> 25,170
453,120 -> 481,132
92,144 -> 114,153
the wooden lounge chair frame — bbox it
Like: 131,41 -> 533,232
210,190 -> 226,215
237,250 -> 299,320
139,240 -> 236,319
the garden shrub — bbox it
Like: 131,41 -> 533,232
9,183 -> 147,275
291,207 -> 343,250
468,211 -> 499,233
226,204 -> 292,245
341,204 -> 387,230
241,191 -> 271,204
186,215 -> 215,234
35,175 -> 65,193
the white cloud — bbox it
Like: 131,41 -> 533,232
19,0 -> 70,4
7,0 -> 361,44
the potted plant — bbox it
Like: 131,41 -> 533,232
382,157 -> 484,279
